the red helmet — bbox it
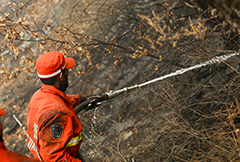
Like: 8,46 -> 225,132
36,51 -> 75,79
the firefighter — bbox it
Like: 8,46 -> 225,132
0,108 -> 41,162
27,51 -> 100,162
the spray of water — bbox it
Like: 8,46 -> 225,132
103,52 -> 240,100
138,52 -> 239,87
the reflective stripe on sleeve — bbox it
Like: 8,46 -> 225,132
66,131 -> 83,147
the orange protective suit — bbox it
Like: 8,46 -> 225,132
0,141 -> 41,162
27,84 -> 85,162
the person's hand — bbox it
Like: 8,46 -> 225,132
85,95 -> 102,111
80,94 -> 92,103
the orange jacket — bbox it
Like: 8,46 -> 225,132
0,141 -> 41,162
27,84 -> 85,162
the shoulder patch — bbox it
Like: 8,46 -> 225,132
51,124 -> 64,139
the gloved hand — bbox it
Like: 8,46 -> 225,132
80,94 -> 93,103
85,95 -> 102,111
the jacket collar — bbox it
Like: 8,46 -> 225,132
41,84 -> 66,99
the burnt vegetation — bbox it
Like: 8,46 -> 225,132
0,0 -> 240,161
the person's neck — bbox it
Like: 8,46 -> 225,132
54,80 -> 61,89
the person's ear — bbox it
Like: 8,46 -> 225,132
59,72 -> 64,82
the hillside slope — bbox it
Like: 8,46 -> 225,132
1,0 -> 240,161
